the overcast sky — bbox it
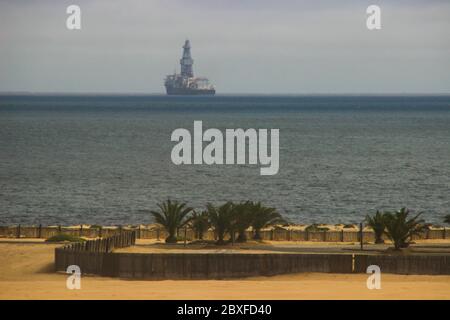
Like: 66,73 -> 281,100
0,0 -> 449,94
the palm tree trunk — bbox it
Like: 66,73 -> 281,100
253,229 -> 262,240
374,232 -> 384,244
236,230 -> 247,243
216,230 -> 225,245
166,227 -> 177,243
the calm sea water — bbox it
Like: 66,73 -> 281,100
0,95 -> 449,225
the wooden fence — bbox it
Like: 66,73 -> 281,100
55,251 -> 355,278
52,228 -> 450,278
54,231 -> 136,273
55,249 -> 450,278
62,230 -> 136,253
2,224 -> 449,242
354,254 -> 450,275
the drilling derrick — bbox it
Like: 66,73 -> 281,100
164,40 -> 215,95
180,40 -> 194,78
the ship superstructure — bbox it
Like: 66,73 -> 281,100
164,40 -> 215,95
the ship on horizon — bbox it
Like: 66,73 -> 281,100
164,40 -> 215,95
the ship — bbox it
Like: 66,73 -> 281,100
164,40 -> 215,95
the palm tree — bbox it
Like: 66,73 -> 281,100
150,199 -> 193,243
207,202 -> 234,245
383,208 -> 426,250
190,210 -> 210,240
233,201 -> 255,243
251,203 -> 284,240
444,214 -> 450,224
365,211 -> 386,244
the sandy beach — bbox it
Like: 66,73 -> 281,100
1,240 -> 449,300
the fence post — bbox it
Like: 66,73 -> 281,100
359,223 -> 364,250
271,229 -> 274,241
341,229 -> 344,242
17,224 -> 21,239
58,225 -> 62,233
38,224 -> 42,238
323,230 -> 327,241
99,226 -> 102,238
79,225 -> 83,237
138,225 -> 141,239
444,228 -> 446,240
157,228 -> 160,241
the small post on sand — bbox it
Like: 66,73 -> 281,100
360,222 -> 364,251
17,224 -> 21,239
38,224 -> 42,238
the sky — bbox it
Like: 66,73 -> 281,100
0,0 -> 449,94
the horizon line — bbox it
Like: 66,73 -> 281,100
1,91 -> 450,96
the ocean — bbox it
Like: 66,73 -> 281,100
0,94 -> 449,225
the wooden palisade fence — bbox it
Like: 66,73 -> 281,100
61,230 -> 136,253
1,225 -> 448,242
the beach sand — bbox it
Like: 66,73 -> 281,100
0,241 -> 449,300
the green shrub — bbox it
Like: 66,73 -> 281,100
45,234 -> 86,243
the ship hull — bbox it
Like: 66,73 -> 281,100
165,86 -> 215,95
